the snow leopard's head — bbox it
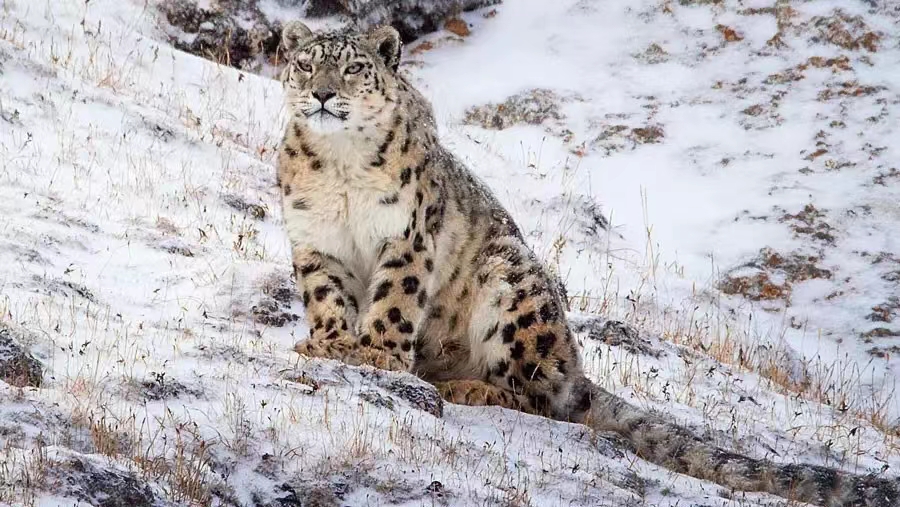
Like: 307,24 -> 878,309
280,21 -> 403,136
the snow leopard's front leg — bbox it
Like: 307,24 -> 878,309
350,227 -> 435,372
292,249 -> 366,359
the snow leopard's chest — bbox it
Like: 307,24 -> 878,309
282,159 -> 413,279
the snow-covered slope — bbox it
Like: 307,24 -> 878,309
1,0 -> 898,506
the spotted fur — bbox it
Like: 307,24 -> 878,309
276,21 -> 899,507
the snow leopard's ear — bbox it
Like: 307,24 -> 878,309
282,21 -> 313,54
365,26 -> 402,72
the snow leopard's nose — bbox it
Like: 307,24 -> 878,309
312,89 -> 336,105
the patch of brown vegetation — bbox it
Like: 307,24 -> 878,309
409,40 -> 435,55
716,24 -> 743,42
862,328 -> 900,342
720,272 -> 791,301
867,297 -> 900,324
629,125 -> 665,144
742,104 -> 765,116
764,67 -> 804,85
764,55 -> 851,85
779,204 -> 836,244
806,55 -> 852,71
738,7 -> 775,16
817,81 -> 887,101
753,1 -> 798,48
873,167 -> 900,186
868,345 -> 900,359
720,248 -> 833,304
810,10 -> 881,52
803,148 -> 828,160
444,18 -> 471,37
583,122 -> 665,156
634,43 -> 669,64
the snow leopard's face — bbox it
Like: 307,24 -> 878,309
281,22 -> 402,136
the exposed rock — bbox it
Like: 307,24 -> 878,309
359,388 -> 396,410
363,369 -> 443,417
159,0 -> 283,73
36,276 -> 99,303
0,326 -> 43,388
304,0 -> 501,42
464,88 -> 565,130
139,372 -> 203,401
569,318 -> 664,358
222,193 -> 267,220
251,298 -> 300,327
678,0 -> 723,5
157,0 -> 502,74
45,453 -> 165,507
156,237 -> 196,257
551,195 -> 609,233
294,358 -> 443,417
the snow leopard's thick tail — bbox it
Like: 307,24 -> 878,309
573,380 -> 899,507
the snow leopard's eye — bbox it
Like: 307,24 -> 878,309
297,61 -> 313,73
344,62 -> 363,75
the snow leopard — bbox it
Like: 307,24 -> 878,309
276,20 -> 899,507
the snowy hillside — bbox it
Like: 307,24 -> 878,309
1,0 -> 898,506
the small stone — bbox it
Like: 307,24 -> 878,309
0,327 -> 43,388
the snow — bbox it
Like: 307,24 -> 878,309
1,0 -> 899,505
